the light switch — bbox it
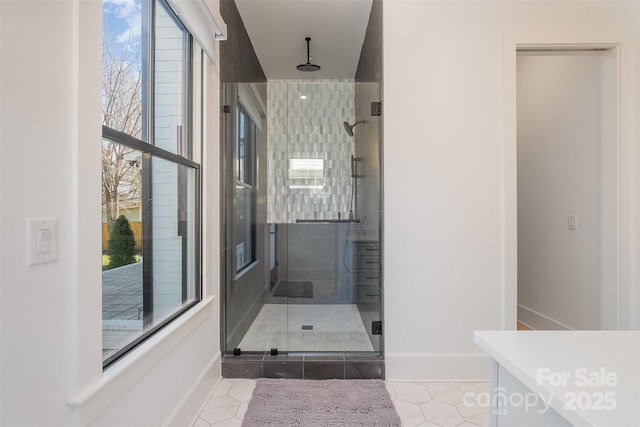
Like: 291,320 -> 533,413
568,215 -> 578,231
28,218 -> 57,265
37,228 -> 52,254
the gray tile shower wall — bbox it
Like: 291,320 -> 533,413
220,0 -> 266,83
356,0 -> 382,84
220,0 -> 268,351
275,224 -> 337,282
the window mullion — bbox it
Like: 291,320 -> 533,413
102,126 -> 200,169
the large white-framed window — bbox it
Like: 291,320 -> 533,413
101,0 -> 203,368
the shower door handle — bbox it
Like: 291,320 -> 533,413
295,219 -> 361,224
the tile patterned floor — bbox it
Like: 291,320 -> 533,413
238,304 -> 374,352
193,379 -> 490,427
102,262 -> 144,357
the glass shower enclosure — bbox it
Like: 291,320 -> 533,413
221,80 -> 382,358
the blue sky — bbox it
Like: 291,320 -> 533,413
103,0 -> 142,50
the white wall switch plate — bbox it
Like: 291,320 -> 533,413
568,215 -> 578,231
28,218 -> 57,265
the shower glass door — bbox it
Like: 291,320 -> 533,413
223,79 -> 382,356
269,80 -> 381,354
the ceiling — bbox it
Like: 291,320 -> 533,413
234,0 -> 373,80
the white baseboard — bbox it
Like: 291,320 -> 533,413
517,304 -> 574,331
165,351 -> 222,427
385,353 -> 490,381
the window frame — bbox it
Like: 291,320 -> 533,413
234,102 -> 257,274
101,0 -> 202,370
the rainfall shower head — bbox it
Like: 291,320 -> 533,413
343,120 -> 365,137
297,63 -> 321,72
297,37 -> 321,72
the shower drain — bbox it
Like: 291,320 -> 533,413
301,325 -> 313,331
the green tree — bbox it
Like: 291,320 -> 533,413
107,215 -> 136,269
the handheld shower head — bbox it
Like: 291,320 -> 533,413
343,120 -> 365,137
343,121 -> 354,137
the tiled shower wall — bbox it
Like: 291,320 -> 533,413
267,80 -> 355,223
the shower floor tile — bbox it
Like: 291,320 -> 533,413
237,304 -> 374,352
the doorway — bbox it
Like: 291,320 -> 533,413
515,47 -> 619,330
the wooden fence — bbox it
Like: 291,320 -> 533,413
102,221 -> 143,252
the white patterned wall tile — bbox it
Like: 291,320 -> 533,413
267,80 -> 355,223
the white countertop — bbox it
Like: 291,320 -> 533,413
474,331 -> 640,427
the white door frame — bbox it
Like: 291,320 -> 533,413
501,39 -> 637,330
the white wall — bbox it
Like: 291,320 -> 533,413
153,6 -> 186,318
0,1 -> 222,425
383,0 -> 639,380
517,54 -> 602,331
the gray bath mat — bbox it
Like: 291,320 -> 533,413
273,280 -> 313,298
242,378 -> 401,426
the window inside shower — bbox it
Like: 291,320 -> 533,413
288,158 -> 325,189
235,103 -> 257,273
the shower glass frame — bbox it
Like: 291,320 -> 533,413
220,80 -> 383,358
